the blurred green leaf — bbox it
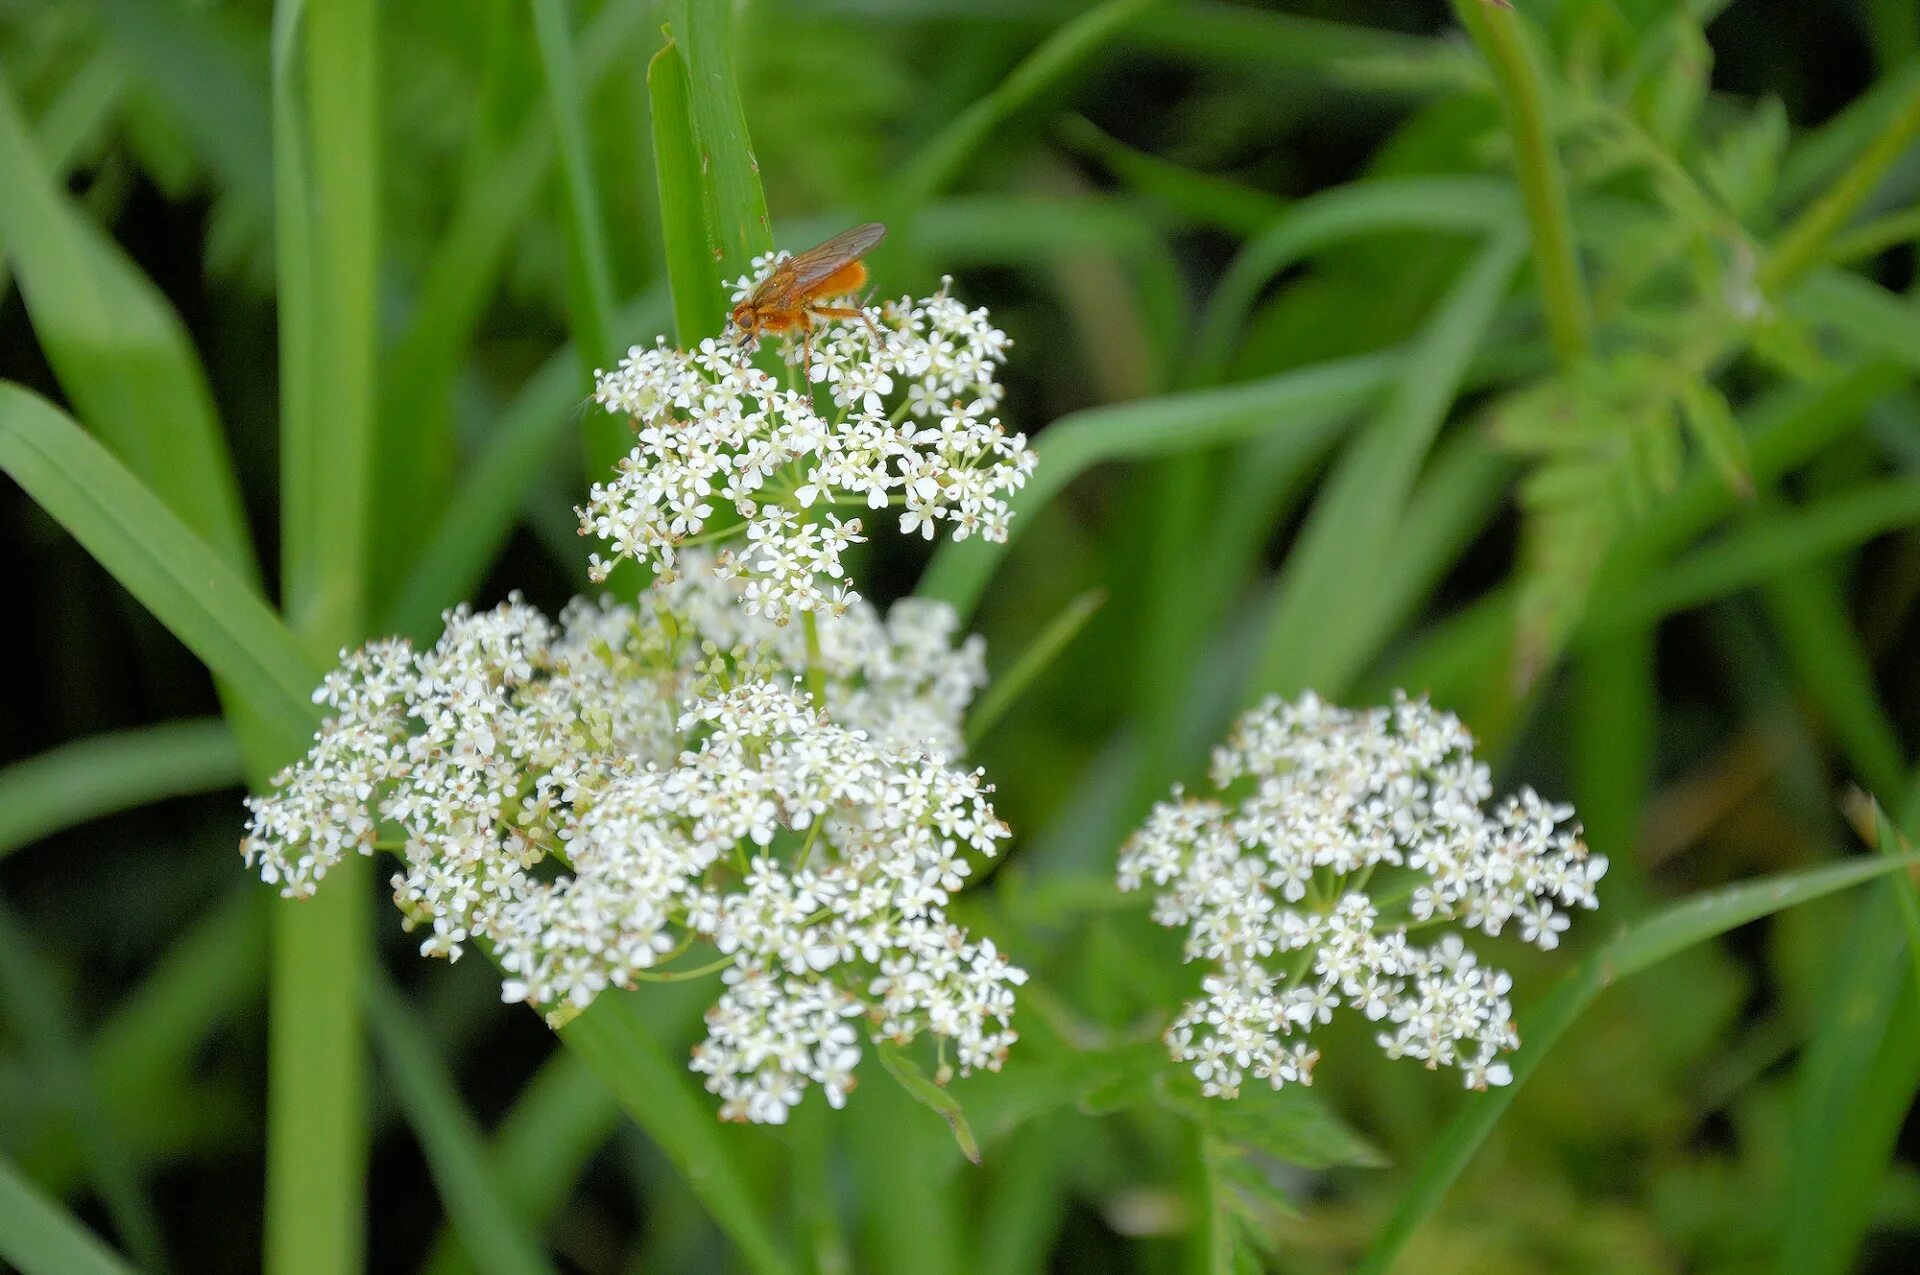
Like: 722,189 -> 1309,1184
367,975 -> 558,1275
0,385 -> 321,756
559,994 -> 796,1275
0,64 -> 255,578
0,720 -> 240,864
1251,228 -> 1525,699
0,1153 -> 135,1275
0,903 -> 166,1270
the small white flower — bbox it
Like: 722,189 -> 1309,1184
1118,692 -> 1602,1096
242,555 -> 1014,1124
581,278 -> 1032,623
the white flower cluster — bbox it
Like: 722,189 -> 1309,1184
580,274 -> 1035,621
242,557 -> 1020,1124
1118,692 -> 1604,1098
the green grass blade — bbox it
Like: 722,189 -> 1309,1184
0,64 -> 255,579
1190,176 -> 1518,382
420,1050 -> 619,1275
0,1153 -> 136,1275
384,290 -> 669,640
0,720 -> 240,864
558,994 -> 797,1275
530,0 -> 618,372
967,589 -> 1107,743
0,904 -> 166,1271
366,976 -> 558,1275
270,3 -> 381,1268
1593,478 -> 1920,634
1777,896 -> 1919,1275
1763,77 -> 1920,290
91,890 -> 268,1141
1360,852 -> 1920,1274
1057,115 -> 1285,237
917,352 -> 1400,619
889,0 -> 1166,209
649,36 -> 721,345
663,0 -> 774,282
1127,1 -> 1481,92
1793,269 -> 1920,372
0,385 -> 322,755
1248,229 -> 1525,700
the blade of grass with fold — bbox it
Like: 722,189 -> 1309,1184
663,0 -> 774,282
1248,229 -> 1525,701
918,352 -> 1401,619
366,976 -> 558,1275
270,3 -> 381,1268
0,1152 -> 135,1275
0,720 -> 239,864
1359,851 -> 1920,1274
649,36 -> 721,345
0,903 -> 166,1271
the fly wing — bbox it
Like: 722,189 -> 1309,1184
787,222 -> 887,290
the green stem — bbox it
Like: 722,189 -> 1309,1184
801,609 -> 828,705
1452,0 -> 1590,366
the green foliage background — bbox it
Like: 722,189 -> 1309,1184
2,0 -> 1919,1271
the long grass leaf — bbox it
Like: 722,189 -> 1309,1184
1360,853 -> 1920,1273
420,1050 -> 619,1275
270,4 -> 381,1268
663,0 -> 774,281
648,37 -> 721,345
0,1153 -> 135,1275
918,352 -> 1400,619
0,720 -> 240,864
0,65 -> 255,578
559,994 -> 797,1275
1249,229 -> 1525,700
366,977 -> 558,1275
1593,478 -> 1920,634
530,0 -> 618,372
0,385 -> 322,755
967,590 -> 1107,743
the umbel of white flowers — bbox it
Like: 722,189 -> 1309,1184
1119,692 -> 1605,1097
579,271 -> 1036,623
242,557 -> 1024,1125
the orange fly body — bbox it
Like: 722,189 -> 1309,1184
730,222 -> 887,371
